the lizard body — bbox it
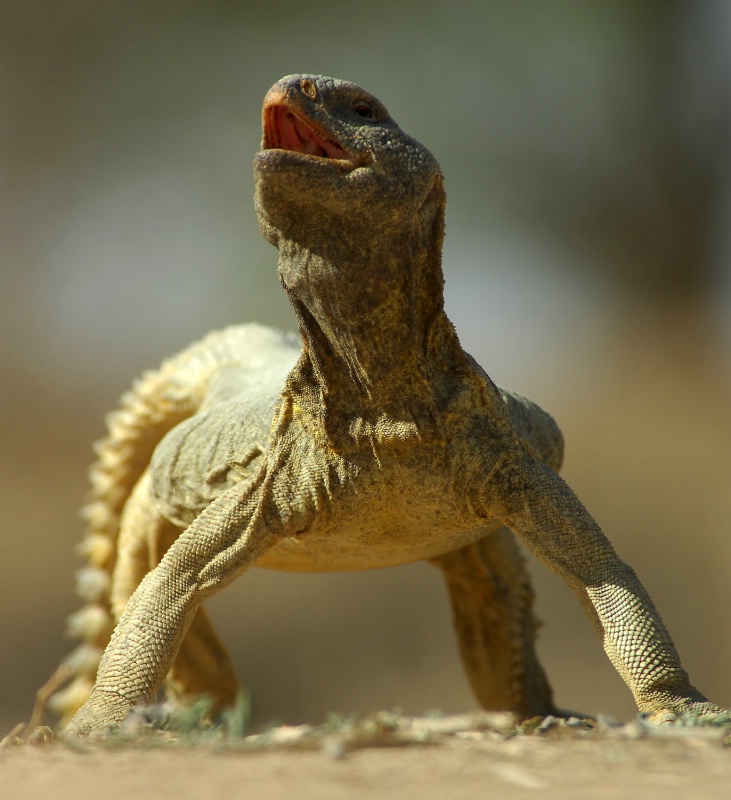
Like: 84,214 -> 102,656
44,74 -> 722,735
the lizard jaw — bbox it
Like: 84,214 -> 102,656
262,102 -> 360,166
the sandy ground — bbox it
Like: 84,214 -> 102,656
3,732 -> 730,800
3,715 -> 731,800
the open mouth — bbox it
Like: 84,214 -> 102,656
263,104 -> 358,163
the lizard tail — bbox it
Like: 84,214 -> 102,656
44,330 -> 233,724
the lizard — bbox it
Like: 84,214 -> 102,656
39,74 -> 724,736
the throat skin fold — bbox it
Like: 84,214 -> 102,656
273,174 -> 466,453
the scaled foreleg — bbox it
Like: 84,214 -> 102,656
489,456 -> 723,721
64,475 -> 286,735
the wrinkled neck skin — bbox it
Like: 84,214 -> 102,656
259,171 -> 468,451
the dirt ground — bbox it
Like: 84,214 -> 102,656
3,719 -> 731,800
0,737 -> 731,800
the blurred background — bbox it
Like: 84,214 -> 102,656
1,0 -> 730,733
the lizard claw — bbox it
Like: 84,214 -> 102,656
26,725 -> 55,745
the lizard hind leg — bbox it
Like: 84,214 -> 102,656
112,470 -> 240,714
430,526 -> 558,720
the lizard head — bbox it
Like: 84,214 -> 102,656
254,75 -> 451,391
254,74 -> 443,248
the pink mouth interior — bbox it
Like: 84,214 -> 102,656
266,105 -> 354,161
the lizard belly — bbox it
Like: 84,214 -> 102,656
255,519 -> 498,572
255,467 -> 501,573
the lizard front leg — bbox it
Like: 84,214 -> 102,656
64,472 -> 293,736
485,455 -> 724,722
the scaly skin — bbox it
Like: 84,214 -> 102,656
54,74 -> 722,735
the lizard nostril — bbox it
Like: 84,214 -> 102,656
300,79 -> 317,100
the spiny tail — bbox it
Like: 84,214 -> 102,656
45,329 -> 243,724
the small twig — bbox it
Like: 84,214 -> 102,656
0,722 -> 26,749
23,662 -> 73,740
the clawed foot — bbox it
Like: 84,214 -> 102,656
646,708 -> 730,726
63,689 -> 134,737
641,694 -> 728,726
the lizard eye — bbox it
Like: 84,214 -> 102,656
353,101 -> 376,120
300,79 -> 318,100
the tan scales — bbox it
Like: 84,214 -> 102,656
38,74 -> 724,735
